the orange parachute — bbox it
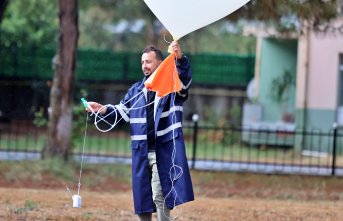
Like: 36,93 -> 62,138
144,51 -> 182,97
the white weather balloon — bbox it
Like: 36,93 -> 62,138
144,0 -> 251,40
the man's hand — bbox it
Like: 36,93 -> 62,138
86,102 -> 107,115
169,41 -> 182,59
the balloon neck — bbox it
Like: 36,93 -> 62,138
172,36 -> 179,41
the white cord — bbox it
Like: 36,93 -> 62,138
77,112 -> 89,196
162,55 -> 183,220
92,91 -> 155,132
66,112 -> 89,201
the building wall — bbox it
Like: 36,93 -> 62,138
308,32 -> 343,110
296,19 -> 343,130
258,38 -> 297,122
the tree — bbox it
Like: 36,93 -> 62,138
0,0 -> 57,48
76,0 -> 341,53
229,0 -> 341,34
0,0 -> 8,24
46,0 -> 79,159
78,0 -> 156,51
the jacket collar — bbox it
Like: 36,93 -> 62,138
137,76 -> 148,92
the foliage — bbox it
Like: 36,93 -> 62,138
0,3 -> 261,53
201,100 -> 242,127
78,5 -> 118,49
78,0 -> 151,51
4,161 -> 44,182
1,0 -> 340,52
40,157 -> 76,181
203,105 -> 227,127
182,20 -> 257,54
33,107 -> 48,128
0,158 -> 132,189
0,0 -> 9,23
230,0 -> 340,33
13,198 -> 39,214
71,89 -> 90,150
269,70 -> 296,122
229,100 -> 242,126
78,0 -> 341,50
71,102 -> 88,151
33,90 -> 90,150
77,0 -> 257,53
270,70 -> 295,104
23,199 -> 39,211
2,158 -> 77,182
0,0 -> 58,48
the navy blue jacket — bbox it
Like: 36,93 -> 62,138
106,56 -> 194,214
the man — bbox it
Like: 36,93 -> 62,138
87,41 -> 194,221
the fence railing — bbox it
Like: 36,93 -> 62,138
1,120 -> 343,176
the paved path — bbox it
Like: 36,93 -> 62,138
1,151 -> 342,176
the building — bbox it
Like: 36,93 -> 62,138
243,9 -> 343,151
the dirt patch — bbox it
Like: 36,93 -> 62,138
1,161 -> 343,220
1,188 -> 343,221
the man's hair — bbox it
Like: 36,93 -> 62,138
142,45 -> 164,61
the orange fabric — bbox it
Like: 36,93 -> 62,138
144,52 -> 182,97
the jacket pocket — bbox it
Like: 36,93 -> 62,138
130,141 -> 140,150
160,131 -> 179,143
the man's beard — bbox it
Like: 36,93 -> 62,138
144,69 -> 152,76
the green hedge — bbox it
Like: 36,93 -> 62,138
0,46 -> 254,86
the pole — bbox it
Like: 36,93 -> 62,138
191,114 -> 199,169
332,123 -> 338,176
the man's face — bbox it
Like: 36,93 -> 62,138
141,51 -> 162,77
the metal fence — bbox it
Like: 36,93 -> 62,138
1,120 -> 343,176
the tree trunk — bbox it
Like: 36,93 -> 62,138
0,0 -> 9,24
46,0 -> 78,160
